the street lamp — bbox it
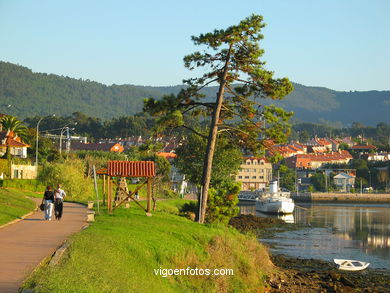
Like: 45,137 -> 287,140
59,122 -> 77,154
36,114 -> 55,166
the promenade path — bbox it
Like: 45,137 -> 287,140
0,198 -> 87,293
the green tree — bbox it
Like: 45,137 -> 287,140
206,180 -> 240,224
298,130 -> 310,143
174,134 -> 242,187
278,164 -> 296,191
310,172 -> 326,191
0,115 -> 28,176
144,15 -> 293,223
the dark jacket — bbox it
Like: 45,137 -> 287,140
43,190 -> 54,201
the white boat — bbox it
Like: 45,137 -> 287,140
255,180 -> 295,214
256,196 -> 295,214
333,259 -> 370,271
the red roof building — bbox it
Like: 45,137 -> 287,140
68,142 -> 124,153
286,150 -> 353,169
0,131 -> 30,158
157,152 -> 177,159
350,144 -> 376,151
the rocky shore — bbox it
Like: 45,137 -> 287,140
268,255 -> 389,292
229,215 -> 390,293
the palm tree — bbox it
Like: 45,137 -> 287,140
0,116 -> 27,177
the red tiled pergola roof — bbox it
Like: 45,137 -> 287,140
107,161 -> 155,177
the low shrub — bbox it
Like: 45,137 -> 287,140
38,159 -> 93,200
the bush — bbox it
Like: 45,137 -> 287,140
179,201 -> 197,220
206,181 -> 240,225
0,159 -> 8,176
38,159 -> 93,200
160,189 -> 179,199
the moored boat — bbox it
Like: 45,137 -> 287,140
256,196 -> 295,214
255,180 -> 295,214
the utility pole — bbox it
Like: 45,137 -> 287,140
66,127 -> 71,154
325,170 -> 328,193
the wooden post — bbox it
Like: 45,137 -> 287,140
93,165 -> 100,214
108,177 -> 112,213
147,177 -> 152,214
103,174 -> 106,206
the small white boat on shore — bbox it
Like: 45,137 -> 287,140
334,259 -> 370,271
255,180 -> 295,214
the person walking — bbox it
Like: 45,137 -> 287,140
41,186 -> 54,221
54,184 -> 66,220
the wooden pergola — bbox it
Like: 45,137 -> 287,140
98,161 -> 155,215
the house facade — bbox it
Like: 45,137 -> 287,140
11,164 -> 38,179
333,172 -> 355,192
0,131 -> 30,159
235,157 -> 272,191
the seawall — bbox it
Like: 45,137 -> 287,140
292,192 -> 390,203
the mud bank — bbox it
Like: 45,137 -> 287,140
268,254 -> 389,293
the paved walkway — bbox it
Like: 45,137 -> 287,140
0,198 -> 87,293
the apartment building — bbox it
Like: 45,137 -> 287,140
236,157 -> 272,190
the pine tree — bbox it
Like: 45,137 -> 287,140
144,15 -> 293,223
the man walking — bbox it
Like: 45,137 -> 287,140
54,184 -> 66,220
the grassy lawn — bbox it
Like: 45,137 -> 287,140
23,200 -> 273,293
0,188 -> 38,226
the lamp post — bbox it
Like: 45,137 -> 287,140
59,123 -> 77,155
36,115 -> 55,166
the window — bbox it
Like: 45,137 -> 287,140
246,169 -> 250,172
252,176 -> 256,179
245,176 -> 249,179
246,161 -> 251,165
238,176 -> 242,179
260,176 -> 264,179
260,161 -> 264,165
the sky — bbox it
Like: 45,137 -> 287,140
0,0 -> 389,91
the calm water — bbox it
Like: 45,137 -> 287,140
239,202 -> 390,270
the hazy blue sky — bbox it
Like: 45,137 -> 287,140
1,0 -> 389,91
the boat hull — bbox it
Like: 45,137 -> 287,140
256,199 -> 295,214
333,259 -> 370,271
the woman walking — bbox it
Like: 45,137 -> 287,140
54,184 -> 66,220
41,186 -> 54,221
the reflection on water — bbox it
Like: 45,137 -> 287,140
238,202 -> 390,269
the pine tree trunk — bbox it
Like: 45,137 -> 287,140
199,45 -> 232,223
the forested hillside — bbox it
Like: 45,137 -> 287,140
1,61 -> 389,125
0,61 -> 163,119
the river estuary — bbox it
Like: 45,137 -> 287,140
239,202 -> 390,270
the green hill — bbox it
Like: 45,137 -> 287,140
1,61 -> 389,125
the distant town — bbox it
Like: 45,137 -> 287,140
2,111 -> 389,196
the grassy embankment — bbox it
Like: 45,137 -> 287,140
0,188 -> 38,226
23,200 -> 274,293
